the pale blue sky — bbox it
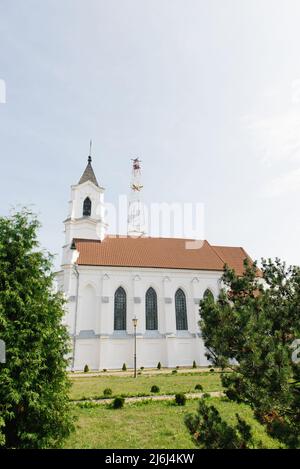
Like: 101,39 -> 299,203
1,0 -> 300,268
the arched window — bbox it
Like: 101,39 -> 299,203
146,287 -> 158,330
175,288 -> 188,331
203,289 -> 214,301
83,197 -> 92,216
114,287 -> 126,331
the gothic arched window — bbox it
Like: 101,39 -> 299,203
146,287 -> 158,330
175,288 -> 188,331
203,289 -> 214,301
83,197 -> 92,216
114,287 -> 126,331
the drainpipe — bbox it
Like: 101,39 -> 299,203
72,263 -> 80,371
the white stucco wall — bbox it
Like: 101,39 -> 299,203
58,264 -> 221,370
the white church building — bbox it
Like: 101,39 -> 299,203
57,155 -> 252,371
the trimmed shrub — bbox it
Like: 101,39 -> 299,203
175,393 -> 186,406
112,397 -> 125,409
140,366 -> 144,370
193,360 -> 197,369
151,385 -> 160,393
103,369 -> 107,372
122,363 -> 127,371
195,384 -> 203,391
103,388 -> 112,397
176,366 -> 180,369
209,368 -> 215,373
172,369 -> 177,374
84,364 -> 89,373
157,362 -> 161,370
202,393 -> 211,399
77,401 -> 99,409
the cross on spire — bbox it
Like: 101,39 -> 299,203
88,139 -> 92,164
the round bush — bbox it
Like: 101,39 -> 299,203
112,397 -> 125,409
209,368 -> 215,373
83,364 -> 89,373
194,384 -> 203,391
202,393 -> 211,399
140,366 -> 144,370
103,369 -> 107,372
103,388 -> 112,397
172,369 -> 177,374
151,385 -> 160,393
175,393 -> 186,406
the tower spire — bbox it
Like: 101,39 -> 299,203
78,141 -> 99,187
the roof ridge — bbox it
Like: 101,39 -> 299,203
212,244 -> 243,249
105,234 -> 208,242
209,243 -> 228,266
73,237 -> 101,242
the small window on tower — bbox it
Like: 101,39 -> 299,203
83,197 -> 92,216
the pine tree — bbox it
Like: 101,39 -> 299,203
188,258 -> 300,448
0,210 -> 74,448
185,398 -> 254,449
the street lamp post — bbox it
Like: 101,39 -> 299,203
132,316 -> 138,378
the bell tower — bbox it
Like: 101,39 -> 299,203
63,144 -> 107,261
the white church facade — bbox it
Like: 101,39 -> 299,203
57,155 -> 252,371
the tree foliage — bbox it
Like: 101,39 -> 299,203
0,210 -> 74,448
189,259 -> 300,448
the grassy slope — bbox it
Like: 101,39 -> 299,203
64,398 -> 283,449
69,372 -> 223,400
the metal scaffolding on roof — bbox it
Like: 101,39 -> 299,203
127,158 -> 146,237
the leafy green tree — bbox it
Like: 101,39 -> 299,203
0,210 -> 74,448
188,259 -> 300,448
0,415 -> 5,446
185,398 -> 254,449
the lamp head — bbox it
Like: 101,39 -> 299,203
132,316 -> 138,327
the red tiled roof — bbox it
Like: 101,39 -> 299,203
212,245 -> 253,276
73,236 -> 254,275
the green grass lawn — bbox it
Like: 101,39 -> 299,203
69,371 -> 224,400
64,398 -> 283,449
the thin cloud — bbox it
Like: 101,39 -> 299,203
242,86 -> 300,198
263,167 -> 300,197
244,108 -> 300,165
